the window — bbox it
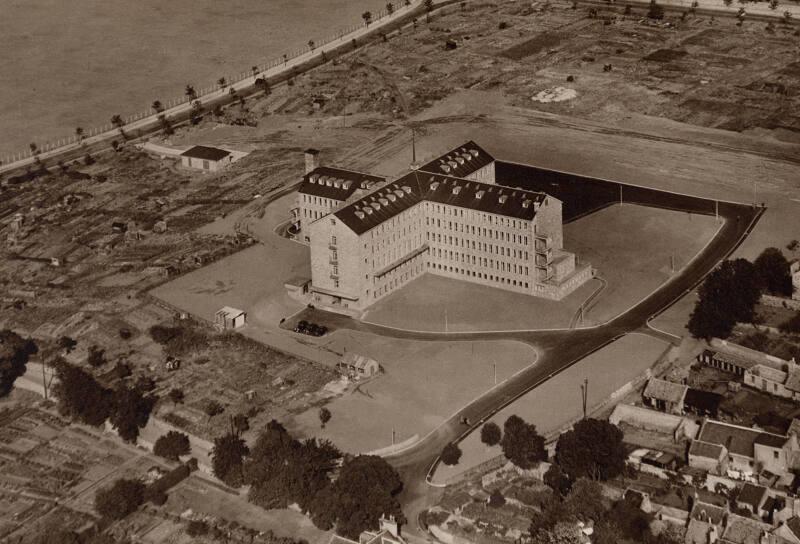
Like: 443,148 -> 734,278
333,265 -> 339,275
774,451 -> 780,459
203,160 -> 210,170
331,235 -> 337,245
333,279 -> 340,288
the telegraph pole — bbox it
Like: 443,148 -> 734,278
581,378 -> 588,419
411,128 -> 417,164
493,361 -> 497,386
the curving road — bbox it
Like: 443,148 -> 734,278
293,195 -> 763,538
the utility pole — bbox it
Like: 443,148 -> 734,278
444,308 -> 448,333
670,254 -> 675,274
493,361 -> 497,386
411,128 -> 416,164
715,200 -> 719,222
581,378 -> 588,419
391,427 -> 396,445
619,184 -> 622,205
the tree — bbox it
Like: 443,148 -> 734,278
110,114 -> 124,136
754,247 -> 793,296
647,0 -> 665,19
532,521 -> 585,544
555,418 -> 625,481
217,77 -> 227,90
168,387 -> 185,406
94,478 -> 145,520
58,335 -> 77,354
501,415 -> 546,469
688,258 -> 761,339
153,430 -> 191,461
109,385 -> 156,443
185,84 -> 197,101
319,407 -> 332,428
29,142 -> 39,156
186,520 -> 209,536
308,39 -> 316,51
544,463 -> 572,496
232,413 -> 250,435
769,0 -> 778,9
75,127 -> 85,145
205,400 -> 224,419
424,0 -> 434,21
328,455 -> 405,539
723,0 -> 733,6
87,345 -> 106,367
0,330 -> 37,397
440,443 -> 462,466
386,2 -> 395,14
52,360 -> 112,426
151,100 -> 163,114
480,421 -> 502,446
212,432 -> 249,487
362,11 -> 373,25
488,489 -> 506,508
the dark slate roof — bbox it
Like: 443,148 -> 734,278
298,167 -> 385,201
698,420 -> 786,458
334,171 -> 548,235
690,501 -> 727,525
689,440 -> 724,460
418,140 -> 494,178
736,483 -> 767,511
181,145 -> 230,161
787,517 -> 800,538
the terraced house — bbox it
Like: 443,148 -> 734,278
293,141 -> 593,314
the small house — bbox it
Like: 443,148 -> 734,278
643,377 -> 688,415
181,145 -> 233,172
215,306 -> 246,330
735,483 -> 769,516
336,352 -> 380,379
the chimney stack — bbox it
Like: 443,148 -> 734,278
304,148 -> 320,174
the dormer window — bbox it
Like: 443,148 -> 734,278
476,190 -> 485,199
452,186 -> 461,195
499,195 -> 508,204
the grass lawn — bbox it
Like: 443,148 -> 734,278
284,331 -> 536,454
432,333 -> 670,484
565,203 -> 721,325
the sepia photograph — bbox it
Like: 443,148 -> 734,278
1,0 -> 799,543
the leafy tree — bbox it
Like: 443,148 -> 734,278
386,2 -> 395,14
0,330 -> 37,397
488,489 -> 506,508
328,455 -> 405,539
440,443 -> 462,466
154,430 -> 191,461
212,432 -> 249,487
186,520 -> 209,536
110,385 -> 156,443
185,84 -> 197,101
58,335 -> 77,353
544,463 -> 572,496
168,387 -> 185,406
481,421 -> 502,446
87,344 -> 106,367
205,400 -> 224,418
319,407 -> 332,428
688,259 -> 761,339
555,419 -> 625,481
362,11 -> 372,25
95,478 -> 145,520
151,100 -> 163,114
232,413 -> 250,435
217,77 -> 227,90
532,521 -> 584,544
754,247 -> 793,296
501,415 -> 546,469
647,0 -> 665,18
52,360 -> 112,426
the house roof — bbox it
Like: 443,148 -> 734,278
689,440 -> 725,460
333,172 -> 548,235
721,514 -> 772,544
685,518 -> 716,544
643,377 -> 688,404
787,517 -> 800,539
685,388 -> 723,413
690,501 -> 727,525
342,353 -> 379,370
418,140 -> 494,178
181,145 -> 231,161
749,364 -> 787,383
736,483 -> 768,511
299,166 -> 385,201
789,419 -> 800,437
755,433 -> 787,448
697,420 -> 786,458
217,306 -> 245,318
786,369 -> 800,393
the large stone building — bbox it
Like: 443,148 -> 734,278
292,142 -> 593,314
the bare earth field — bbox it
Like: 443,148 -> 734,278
0,0 -> 386,157
432,333 -> 670,484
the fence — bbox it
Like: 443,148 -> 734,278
0,1 -> 424,169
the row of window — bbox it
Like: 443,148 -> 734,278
425,201 -> 533,231
428,249 -> 530,276
427,233 -> 530,259
302,194 -> 340,207
426,217 -> 531,245
428,262 -> 530,289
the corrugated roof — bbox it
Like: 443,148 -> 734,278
689,440 -> 724,460
334,172 -> 547,235
298,166 -> 385,201
418,140 -> 494,178
698,420 -> 786,458
181,145 -> 231,161
643,378 -> 688,404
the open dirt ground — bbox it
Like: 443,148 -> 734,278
432,333 -> 670,483
284,334 -> 536,454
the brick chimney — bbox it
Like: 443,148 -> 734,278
304,148 -> 320,174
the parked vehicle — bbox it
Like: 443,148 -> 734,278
293,320 -> 327,337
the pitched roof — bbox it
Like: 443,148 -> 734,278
690,501 -> 727,525
689,440 -> 725,460
418,140 -> 494,178
643,378 -> 688,404
749,364 -> 787,383
721,513 -> 772,544
786,369 -> 800,393
334,172 -> 548,235
736,483 -> 768,511
299,166 -> 385,201
181,145 -> 231,161
697,420 -> 787,458
789,419 -> 800,437
755,433 -> 787,448
787,517 -> 800,539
